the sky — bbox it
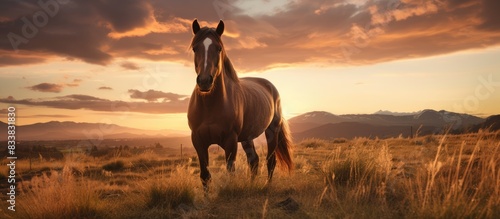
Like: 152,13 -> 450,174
0,0 -> 499,131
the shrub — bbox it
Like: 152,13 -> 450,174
102,160 -> 125,172
332,138 -> 348,144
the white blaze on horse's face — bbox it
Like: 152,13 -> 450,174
191,19 -> 225,93
203,37 -> 212,72
194,36 -> 219,92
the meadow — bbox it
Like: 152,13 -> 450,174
0,131 -> 499,218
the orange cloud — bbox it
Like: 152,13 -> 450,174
391,1 -> 439,21
108,17 -> 190,39
26,83 -> 64,93
0,0 -> 499,71
66,79 -> 82,87
0,94 -> 189,114
128,89 -> 188,102
120,61 -> 141,70
98,86 -> 113,90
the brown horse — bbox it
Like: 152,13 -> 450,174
188,19 -> 293,191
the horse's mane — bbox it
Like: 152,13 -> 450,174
190,27 -> 239,83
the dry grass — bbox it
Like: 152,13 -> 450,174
17,166 -> 103,219
0,132 -> 498,218
144,166 -> 197,209
404,135 -> 500,218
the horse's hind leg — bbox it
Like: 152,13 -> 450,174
265,118 -> 279,181
242,140 -> 259,179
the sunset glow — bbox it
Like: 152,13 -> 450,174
1,0 -> 499,131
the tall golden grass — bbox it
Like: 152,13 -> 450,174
18,166 -> 102,218
0,132 -> 497,218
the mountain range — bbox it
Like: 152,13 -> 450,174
0,121 -> 189,141
288,109 -> 495,140
0,109 -> 497,141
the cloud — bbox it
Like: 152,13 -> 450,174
369,0 -> 440,25
19,114 -> 74,118
94,0 -> 152,33
98,86 -> 113,90
66,79 -> 82,87
26,83 -> 64,93
0,94 -> 189,114
120,61 -> 141,70
0,0 -> 499,71
0,0 -> 117,65
128,89 -> 188,102
65,94 -> 105,101
26,80 -> 82,93
0,54 -> 45,66
479,0 -> 500,31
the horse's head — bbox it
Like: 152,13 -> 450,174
190,19 -> 225,93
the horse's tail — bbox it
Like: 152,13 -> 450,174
276,117 -> 294,172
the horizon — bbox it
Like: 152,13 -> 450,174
1,0 -> 499,132
0,108 -> 495,132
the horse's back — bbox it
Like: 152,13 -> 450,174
240,77 -> 278,109
237,77 -> 279,140
240,77 -> 279,98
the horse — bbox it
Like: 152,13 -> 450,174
188,19 -> 293,191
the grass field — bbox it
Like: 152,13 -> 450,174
1,131 -> 499,218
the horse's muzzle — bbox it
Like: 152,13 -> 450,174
197,75 -> 214,92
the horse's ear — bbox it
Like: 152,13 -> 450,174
216,20 -> 224,36
192,19 -> 200,35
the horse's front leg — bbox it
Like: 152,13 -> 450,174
192,135 -> 211,192
221,133 -> 238,172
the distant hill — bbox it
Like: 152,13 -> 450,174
0,121 -> 6,130
373,110 -> 421,116
289,109 -> 486,140
288,111 -> 347,133
0,121 -> 189,141
469,114 -> 500,132
0,110 -> 492,142
293,122 -> 439,140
